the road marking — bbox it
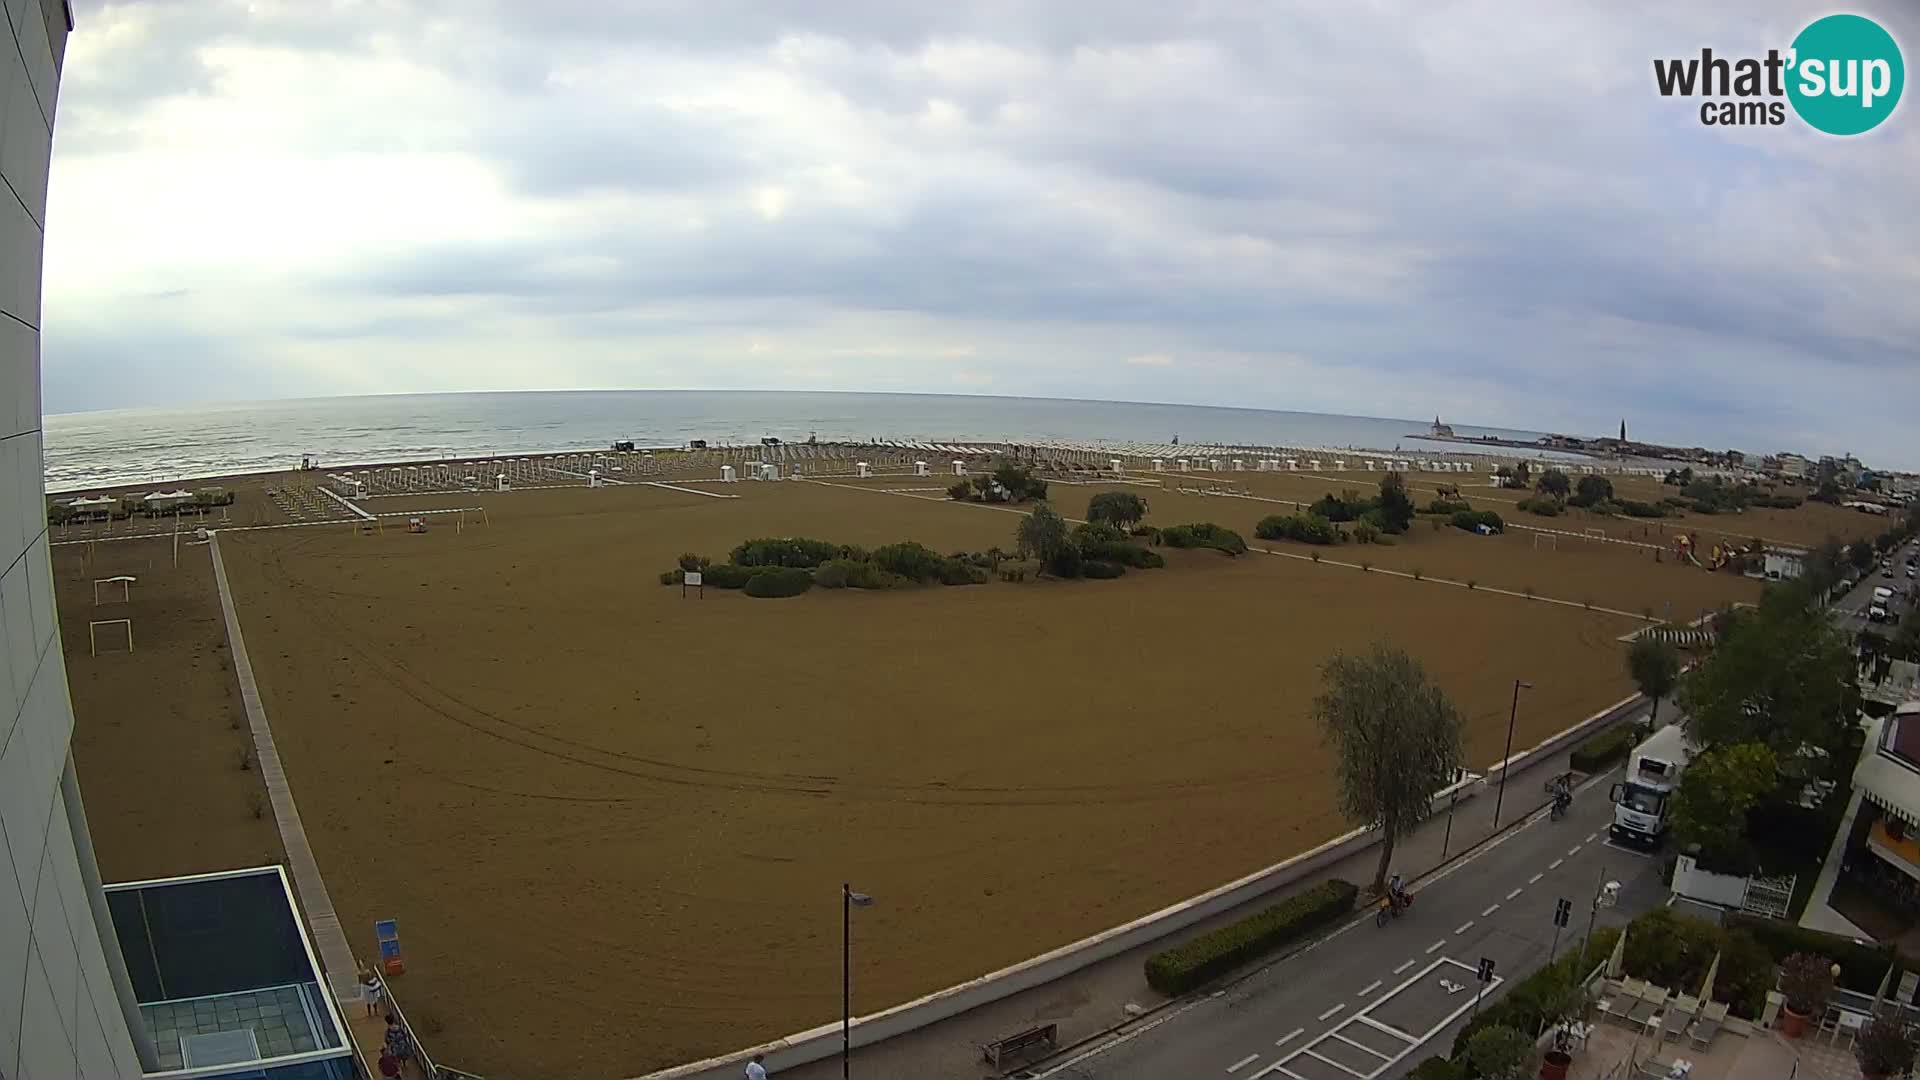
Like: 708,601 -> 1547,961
1529,872 -> 1544,884
1331,1031 -> 1394,1061
1357,980 -> 1382,996
1568,845 -> 1582,856
1481,903 -> 1500,917
1303,1049 -> 1365,1077
1227,1053 -> 1261,1073
1393,959 -> 1416,975
1586,832 -> 1598,843
1454,920 -> 1475,935
1549,858 -> 1565,870
1426,939 -> 1446,954
1274,1028 -> 1305,1048
1506,887 -> 1523,900
1317,1003 -> 1346,1021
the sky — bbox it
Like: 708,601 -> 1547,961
40,1 -> 1920,466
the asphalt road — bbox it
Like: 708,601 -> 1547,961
1028,769 -> 1665,1080
1832,543 -> 1916,633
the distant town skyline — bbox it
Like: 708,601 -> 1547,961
42,0 -> 1920,467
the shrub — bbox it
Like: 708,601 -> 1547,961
1411,568 -> 1423,581
1780,952 -> 1835,1016
1461,1026 -> 1531,1080
1143,879 -> 1357,995
1160,523 -> 1249,556
1620,500 -> 1668,518
1072,521 -> 1128,550
1083,560 -> 1126,579
1722,914 -> 1898,993
1256,514 -> 1339,545
1454,925 -> 1622,1055
871,541 -> 947,582
659,569 -> 684,585
814,558 -> 907,590
1352,520 -> 1380,545
1407,1058 -> 1467,1080
744,567 -> 814,598
677,552 -> 710,572
1047,545 -> 1084,578
1083,541 -> 1164,569
1450,510 -> 1505,534
935,558 -> 987,586
1425,497 -> 1472,515
730,537 -> 842,568
1517,496 -> 1563,517
1856,1013 -> 1920,1078
702,563 -> 771,588
1466,579 -> 1477,589
946,480 -> 974,501
1310,551 -> 1321,562
1087,491 -> 1151,530
1129,525 -> 1161,542
1309,490 -> 1375,522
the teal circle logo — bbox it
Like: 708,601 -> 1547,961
1787,14 -> 1904,135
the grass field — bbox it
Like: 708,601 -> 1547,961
56,462 -> 1858,1078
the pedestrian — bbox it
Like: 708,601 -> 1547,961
378,1049 -> 401,1080
384,1015 -> 416,1078
362,970 -> 383,1019
745,1052 -> 768,1080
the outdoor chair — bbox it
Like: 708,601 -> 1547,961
1627,986 -> 1670,1028
1659,1002 -> 1692,1042
1687,1001 -> 1727,1050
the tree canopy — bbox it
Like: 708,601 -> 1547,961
1376,472 -> 1415,534
1571,474 -> 1614,508
1313,644 -> 1463,893
1536,469 -> 1571,500
1086,491 -> 1150,530
1014,503 -> 1070,565
1671,742 -> 1778,867
1680,582 -> 1858,765
1627,634 -> 1682,729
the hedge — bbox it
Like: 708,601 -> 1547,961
1083,560 -> 1126,579
1517,496 -> 1563,518
1159,522 -> 1249,556
701,563 -> 775,589
1619,500 -> 1669,518
814,558 -> 908,590
871,541 -> 947,582
1407,1057 -> 1467,1080
1449,510 -> 1505,534
1256,513 -> 1340,545
1721,913 -> 1900,994
1144,879 -> 1356,995
730,537 -> 844,568
1569,723 -> 1639,774
743,567 -> 814,598
1453,924 -> 1622,1056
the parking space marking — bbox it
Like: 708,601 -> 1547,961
1331,1031 -> 1395,1061
1228,1052 -> 1261,1073
1302,1048 -> 1368,1077
1268,958 -> 1502,1080
1357,980 -> 1382,997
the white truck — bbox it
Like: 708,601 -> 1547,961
1607,724 -> 1699,849
1871,585 -> 1896,623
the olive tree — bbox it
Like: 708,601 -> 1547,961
1086,491 -> 1150,531
1313,644 -> 1463,894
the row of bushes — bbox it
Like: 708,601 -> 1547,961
662,538 -> 989,596
1143,879 -> 1357,995
1568,722 -> 1640,774
1256,513 -> 1342,545
1449,510 -> 1505,534
1158,523 -> 1248,556
1516,496 -> 1563,518
1618,499 -> 1670,518
1721,912 -> 1901,994
1425,497 -> 1472,516
1450,924 -> 1623,1059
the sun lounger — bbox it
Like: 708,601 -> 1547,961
1660,1004 -> 1692,1042
1627,986 -> 1669,1028
1688,1002 -> 1727,1050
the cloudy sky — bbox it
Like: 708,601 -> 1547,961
41,1 -> 1920,464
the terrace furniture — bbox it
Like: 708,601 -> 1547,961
1596,995 -> 1632,1023
983,1023 -> 1058,1069
1627,986 -> 1670,1029
1636,1055 -> 1694,1078
1687,1001 -> 1727,1050
1659,1002 -> 1693,1043
1827,1007 -> 1867,1048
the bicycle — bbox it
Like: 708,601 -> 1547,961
1545,773 -> 1574,821
1375,889 -> 1413,927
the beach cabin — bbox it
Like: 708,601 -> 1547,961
144,490 -> 195,515
66,495 -> 117,522
721,465 -> 737,482
915,461 -> 930,477
1151,459 -> 1165,472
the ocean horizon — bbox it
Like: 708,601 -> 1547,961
42,389 -> 1573,493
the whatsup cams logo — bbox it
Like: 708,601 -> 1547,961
1654,13 -> 1904,134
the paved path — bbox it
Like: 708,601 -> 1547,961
1029,771 -> 1665,1080
777,697 -> 1672,1080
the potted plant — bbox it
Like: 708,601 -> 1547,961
1533,976 -> 1587,1080
1778,952 -> 1835,1038
1856,1012 -> 1920,1080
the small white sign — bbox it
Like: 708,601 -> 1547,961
684,571 -> 703,587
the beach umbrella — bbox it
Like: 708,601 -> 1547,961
1872,959 -> 1894,1012
1607,923 -> 1629,979
1698,950 -> 1721,1004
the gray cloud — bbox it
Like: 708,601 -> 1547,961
45,0 -> 1920,466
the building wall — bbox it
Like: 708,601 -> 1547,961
2,3 -> 141,1078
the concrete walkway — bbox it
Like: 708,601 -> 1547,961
207,533 -> 362,1004
776,697 -> 1673,1080
1798,786 -> 1871,939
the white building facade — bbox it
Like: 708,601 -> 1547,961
2,3 -> 148,1078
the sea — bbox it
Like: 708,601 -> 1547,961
41,390 -> 1569,493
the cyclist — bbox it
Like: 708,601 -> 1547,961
1387,873 -> 1411,911
1550,774 -> 1573,817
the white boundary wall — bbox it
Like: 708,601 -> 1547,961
632,690 -> 1647,1079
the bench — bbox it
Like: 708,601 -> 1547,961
983,1023 -> 1058,1069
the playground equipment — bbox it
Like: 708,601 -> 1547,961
407,517 -> 427,534
1673,533 -> 1705,568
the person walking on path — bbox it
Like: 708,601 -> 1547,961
385,1015 -> 417,1078
745,1053 -> 768,1079
362,971 -> 384,1019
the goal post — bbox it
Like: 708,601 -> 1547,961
88,619 -> 133,656
1533,533 -> 1557,551
92,576 -> 134,605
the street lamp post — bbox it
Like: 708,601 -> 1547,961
1491,679 -> 1533,831
842,883 -> 874,1079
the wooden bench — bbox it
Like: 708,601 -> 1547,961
983,1023 -> 1058,1069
